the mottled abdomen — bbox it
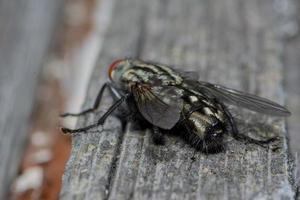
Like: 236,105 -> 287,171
181,96 -> 228,153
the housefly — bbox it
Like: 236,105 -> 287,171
61,59 -> 291,153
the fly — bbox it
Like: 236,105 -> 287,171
61,59 -> 291,153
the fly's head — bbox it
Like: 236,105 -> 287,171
108,58 -> 133,86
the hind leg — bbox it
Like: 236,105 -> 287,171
219,103 -> 277,147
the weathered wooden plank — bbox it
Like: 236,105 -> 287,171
61,0 -> 296,199
279,0 -> 300,190
60,0 -> 146,199
0,0 -> 63,199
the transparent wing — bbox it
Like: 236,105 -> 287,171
131,84 -> 183,129
187,80 -> 291,116
176,69 -> 199,80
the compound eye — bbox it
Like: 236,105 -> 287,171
108,59 -> 123,80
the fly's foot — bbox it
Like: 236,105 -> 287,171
60,108 -> 94,118
152,126 -> 166,145
190,150 -> 198,161
61,127 -> 82,134
60,113 -> 78,117
152,134 -> 166,145
233,134 -> 280,149
130,123 -> 142,131
268,137 -> 282,152
127,112 -> 148,131
61,127 -> 71,134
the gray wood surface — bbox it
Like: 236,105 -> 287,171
281,0 -> 300,194
0,0 -> 63,199
60,0 -> 297,199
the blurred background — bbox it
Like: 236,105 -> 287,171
0,0 -> 299,199
1,0 -> 102,199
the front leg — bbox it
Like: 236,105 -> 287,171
127,111 -> 150,132
61,82 -> 123,117
61,93 -> 131,134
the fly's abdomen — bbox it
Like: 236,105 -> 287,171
188,112 -> 218,137
182,97 -> 227,152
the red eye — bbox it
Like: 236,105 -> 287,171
108,59 -> 123,79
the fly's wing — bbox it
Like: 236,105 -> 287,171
176,70 -> 199,80
187,80 -> 291,116
131,84 -> 183,129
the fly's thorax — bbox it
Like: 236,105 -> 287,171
110,59 -> 184,90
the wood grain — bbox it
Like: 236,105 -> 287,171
281,0 -> 300,195
60,0 -> 296,199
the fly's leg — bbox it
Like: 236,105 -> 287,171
127,112 -> 149,131
61,93 -> 131,134
61,82 -> 116,117
152,126 -> 165,145
129,119 -> 148,131
219,103 -> 277,148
